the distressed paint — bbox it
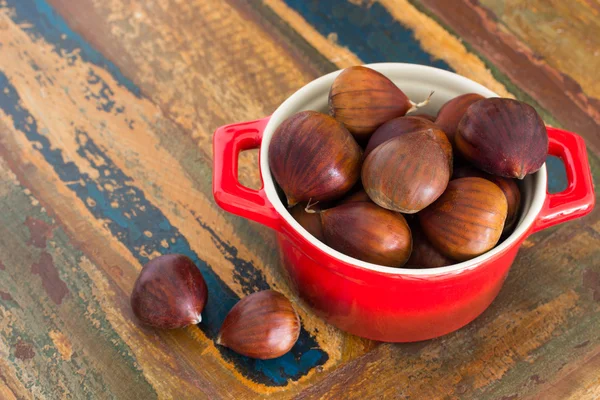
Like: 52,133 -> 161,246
0,69 -> 326,386
0,0 -> 598,398
479,0 -> 600,102
416,0 -> 600,155
0,0 -> 374,376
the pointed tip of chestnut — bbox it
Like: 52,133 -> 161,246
130,254 -> 208,330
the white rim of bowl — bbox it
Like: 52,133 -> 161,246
260,63 -> 547,276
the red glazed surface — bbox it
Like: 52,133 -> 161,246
213,96 -> 595,343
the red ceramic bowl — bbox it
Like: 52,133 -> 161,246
213,64 -> 595,342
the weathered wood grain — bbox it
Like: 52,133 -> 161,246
259,0 -> 512,98
1,0 -> 599,398
479,0 -> 600,102
415,0 -> 600,155
0,0 -> 377,396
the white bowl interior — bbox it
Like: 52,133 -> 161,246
260,63 -> 547,276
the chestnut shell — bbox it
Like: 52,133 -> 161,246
419,177 -> 508,261
453,166 -> 522,234
362,132 -> 450,213
269,111 -> 362,206
435,93 -> 484,145
320,202 -> 412,267
364,116 -> 435,158
456,98 -> 548,179
406,222 -> 454,269
290,203 -> 324,241
130,254 -> 208,329
329,66 -> 411,141
217,290 -> 300,360
338,189 -> 372,205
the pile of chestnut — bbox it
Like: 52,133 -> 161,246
270,66 -> 549,268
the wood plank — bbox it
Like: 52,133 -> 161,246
259,0 -> 513,97
479,0 -> 600,102
415,0 -> 600,155
0,0 -> 376,396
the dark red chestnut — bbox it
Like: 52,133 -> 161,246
320,202 -> 412,267
217,290 -> 300,360
329,66 -> 431,142
453,166 -> 522,234
290,203 -> 324,241
364,116 -> 435,158
456,98 -> 548,179
406,223 -> 454,268
362,132 -> 451,213
419,177 -> 508,261
435,93 -> 484,145
131,254 -> 208,329
269,111 -> 362,207
338,189 -> 372,205
411,113 -> 436,122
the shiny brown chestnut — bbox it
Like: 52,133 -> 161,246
435,93 -> 484,145
364,116 -> 434,158
453,166 -> 522,234
412,113 -> 436,122
362,132 -> 450,213
269,110 -> 362,207
290,203 -> 324,241
364,117 -> 453,174
130,254 -> 208,329
329,66 -> 431,141
338,189 -> 372,205
419,177 -> 508,261
456,98 -> 549,179
217,290 -> 300,360
320,202 -> 412,267
406,222 -> 454,269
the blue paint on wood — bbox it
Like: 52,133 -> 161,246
283,0 -> 450,69
0,72 -> 328,385
0,4 -> 328,381
2,0 -> 141,97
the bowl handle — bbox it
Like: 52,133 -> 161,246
530,127 -> 596,234
213,117 -> 281,231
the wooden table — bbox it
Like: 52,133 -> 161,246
0,1 -> 598,399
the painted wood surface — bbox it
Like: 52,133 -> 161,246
0,0 -> 598,398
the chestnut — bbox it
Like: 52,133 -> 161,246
329,66 -> 431,142
130,254 -> 208,329
456,98 -> 548,179
362,132 -> 450,213
338,189 -> 372,205
453,166 -> 522,234
435,93 -> 484,145
406,222 -> 454,268
419,177 -> 508,261
269,110 -> 362,207
363,116 -> 435,158
290,203 -> 324,241
364,117 -> 453,174
411,113 -> 436,122
320,202 -> 412,267
217,290 -> 300,360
